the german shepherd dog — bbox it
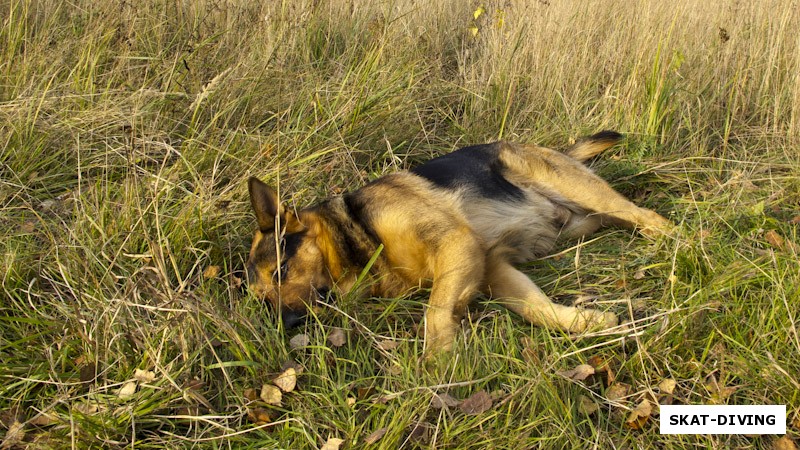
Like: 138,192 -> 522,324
246,131 -> 671,355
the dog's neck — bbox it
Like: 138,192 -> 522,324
311,196 -> 384,285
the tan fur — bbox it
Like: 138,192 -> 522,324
246,132 -> 672,356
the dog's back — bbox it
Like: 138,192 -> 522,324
409,132 -> 623,263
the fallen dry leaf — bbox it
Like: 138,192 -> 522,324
587,355 -> 616,385
408,421 -> 433,444
79,362 -> 97,384
247,407 -> 272,425
273,367 -> 297,393
376,339 -> 400,351
0,409 -> 18,428
260,384 -> 282,406
765,230 -> 785,249
1,421 -> 25,448
203,265 -> 221,279
321,437 -> 345,450
118,381 -> 137,400
431,393 -> 461,409
557,364 -> 596,381
657,378 -> 677,405
775,436 -> 798,450
705,374 -> 738,403
459,390 -> 492,415
327,328 -> 347,347
289,333 -> 310,350
633,269 -> 646,280
364,427 -> 389,445
605,383 -> 630,402
134,368 -> 156,383
356,386 -> 376,400
20,221 -> 36,234
520,336 -> 541,364
658,378 -> 677,395
281,360 -> 305,375
73,402 -> 100,415
636,398 -> 653,415
243,388 -> 259,402
587,355 -> 611,373
578,395 -> 600,415
625,399 -> 653,430
790,216 -> 800,225
29,412 -> 59,427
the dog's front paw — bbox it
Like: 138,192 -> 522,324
422,310 -> 458,358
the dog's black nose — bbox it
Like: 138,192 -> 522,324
281,308 -> 306,329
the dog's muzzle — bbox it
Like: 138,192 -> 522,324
279,287 -> 332,329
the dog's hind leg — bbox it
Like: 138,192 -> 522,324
485,260 -> 618,333
500,143 -> 672,236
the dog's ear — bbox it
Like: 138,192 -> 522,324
248,177 -> 305,233
248,177 -> 284,232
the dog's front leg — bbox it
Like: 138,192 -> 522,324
423,228 -> 485,356
485,260 -> 618,333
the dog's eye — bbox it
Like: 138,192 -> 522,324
273,262 -> 288,282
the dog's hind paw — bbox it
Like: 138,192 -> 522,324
568,309 -> 619,333
638,210 -> 674,238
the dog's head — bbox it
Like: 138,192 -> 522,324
245,177 -> 332,328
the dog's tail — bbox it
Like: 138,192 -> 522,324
565,130 -> 623,162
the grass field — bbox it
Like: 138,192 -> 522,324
2,0 -> 799,448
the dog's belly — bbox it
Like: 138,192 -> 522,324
461,190 -> 571,263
